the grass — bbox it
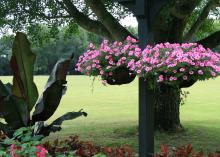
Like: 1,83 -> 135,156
1,76 -> 220,153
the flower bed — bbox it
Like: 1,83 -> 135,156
156,144 -> 220,157
76,37 -> 220,88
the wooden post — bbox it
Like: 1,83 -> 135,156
112,0 -> 168,156
137,14 -> 154,157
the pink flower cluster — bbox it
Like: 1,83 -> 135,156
76,36 -> 139,83
128,43 -> 220,86
35,146 -> 48,157
76,37 -> 220,87
10,144 -> 48,157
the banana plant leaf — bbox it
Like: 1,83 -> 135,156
10,32 -> 38,112
34,110 -> 87,136
32,54 -> 73,122
0,80 -> 29,129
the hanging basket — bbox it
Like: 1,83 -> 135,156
179,79 -> 197,88
106,66 -> 136,85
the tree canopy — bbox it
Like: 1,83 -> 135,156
0,0 -> 220,48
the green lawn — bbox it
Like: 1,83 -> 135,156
1,76 -> 220,153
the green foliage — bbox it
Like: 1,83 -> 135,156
0,80 -> 29,129
0,35 -> 13,75
0,127 -> 49,157
0,0 -> 130,35
0,25 -> 102,76
183,1 -> 218,41
0,32 -> 87,137
93,154 -> 107,157
11,32 -> 39,112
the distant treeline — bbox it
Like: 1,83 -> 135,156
0,24 -> 105,76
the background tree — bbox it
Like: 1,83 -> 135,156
0,0 -> 220,131
0,35 -> 13,75
0,25 -> 102,75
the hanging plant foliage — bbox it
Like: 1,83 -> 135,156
77,37 -> 220,88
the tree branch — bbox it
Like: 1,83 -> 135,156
61,0 -> 112,39
184,0 -> 220,41
197,30 -> 220,48
171,0 -> 201,19
84,0 -> 134,41
39,14 -> 72,20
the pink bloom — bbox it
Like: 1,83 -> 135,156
109,60 -> 114,65
10,144 -> 19,157
121,57 -> 126,60
86,66 -> 91,70
198,70 -> 204,75
106,66 -> 112,69
128,51 -> 134,56
131,38 -> 137,43
169,77 -> 174,81
115,53 -> 119,56
189,71 -> 194,75
89,43 -> 94,48
135,47 -> 141,52
35,146 -> 47,157
126,36 -> 132,41
100,70 -> 104,75
200,63 -> 205,67
211,71 -> 216,77
173,70 -> 177,73
191,62 -> 196,66
145,67 -> 151,72
173,77 -> 177,81
183,76 -> 188,80
179,68 -> 185,72
157,75 -> 164,82
102,80 -> 107,86
137,70 -> 141,74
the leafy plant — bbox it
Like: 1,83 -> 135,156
0,127 -> 49,157
155,144 -> 220,157
0,32 -> 87,137
43,135 -> 133,157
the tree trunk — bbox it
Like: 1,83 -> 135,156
154,85 -> 182,131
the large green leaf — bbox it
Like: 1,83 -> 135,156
33,110 -> 87,136
0,80 -> 29,129
32,55 -> 73,122
10,32 -> 38,112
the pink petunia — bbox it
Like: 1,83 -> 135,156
198,70 -> 204,75
189,71 -> 194,75
183,76 -> 188,80
179,68 -> 185,72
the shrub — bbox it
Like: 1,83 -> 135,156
156,144 -> 220,157
43,135 -> 133,157
0,127 -> 49,157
